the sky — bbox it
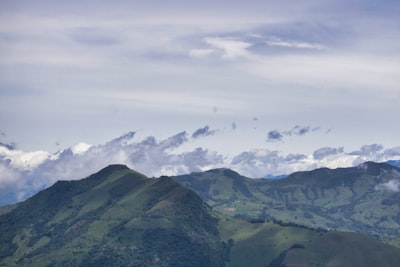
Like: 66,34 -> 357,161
1,0 -> 400,205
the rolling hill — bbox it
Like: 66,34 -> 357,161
1,164 -> 400,266
172,162 -> 400,247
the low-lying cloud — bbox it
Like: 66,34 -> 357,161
1,130 -> 400,206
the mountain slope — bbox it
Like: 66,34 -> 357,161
0,165 -> 228,266
172,162 -> 400,246
2,164 -> 400,266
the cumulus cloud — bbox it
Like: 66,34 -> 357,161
267,125 -> 321,142
313,147 -> 344,160
192,126 -> 218,139
1,129 -> 400,206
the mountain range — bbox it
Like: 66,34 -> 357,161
1,162 -> 400,266
172,161 -> 400,247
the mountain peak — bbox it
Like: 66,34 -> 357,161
0,165 -> 228,266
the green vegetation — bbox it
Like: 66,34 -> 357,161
0,165 -> 229,266
172,162 -> 400,247
1,163 -> 400,266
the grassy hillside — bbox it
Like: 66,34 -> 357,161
0,165 -> 229,266
172,162 -> 400,247
219,219 -> 400,267
2,164 -> 400,266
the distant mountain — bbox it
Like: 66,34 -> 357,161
386,160 -> 400,168
263,174 -> 288,179
172,162 -> 400,247
1,164 -> 400,267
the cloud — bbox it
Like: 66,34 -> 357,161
313,147 -> 344,160
230,149 -> 308,178
203,37 -> 252,59
382,147 -> 400,157
192,125 -> 217,139
0,142 -> 16,150
267,130 -> 283,141
1,129 -> 400,206
375,179 -> 400,192
267,125 -> 321,142
349,144 -> 384,156
189,49 -> 215,58
266,37 -> 325,50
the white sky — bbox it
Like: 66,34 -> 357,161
0,0 -> 400,204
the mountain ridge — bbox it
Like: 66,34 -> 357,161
172,161 -> 400,247
1,163 -> 400,266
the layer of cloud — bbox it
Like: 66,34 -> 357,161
1,130 -> 400,206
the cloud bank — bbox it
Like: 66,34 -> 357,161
1,130 -> 400,206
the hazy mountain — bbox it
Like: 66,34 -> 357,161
386,160 -> 400,168
1,164 -> 400,267
172,162 -> 400,247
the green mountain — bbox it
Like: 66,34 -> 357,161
172,162 -> 400,247
0,165 -> 229,266
1,164 -> 400,267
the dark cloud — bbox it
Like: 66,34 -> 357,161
313,146 -> 344,160
267,125 -> 321,142
349,144 -> 383,156
267,130 -> 283,141
0,142 -> 16,150
192,126 -> 217,139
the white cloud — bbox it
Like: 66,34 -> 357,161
266,37 -> 325,50
189,49 -> 215,58
0,146 -> 50,170
1,130 -> 400,205
71,142 -> 93,155
204,37 -> 252,59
